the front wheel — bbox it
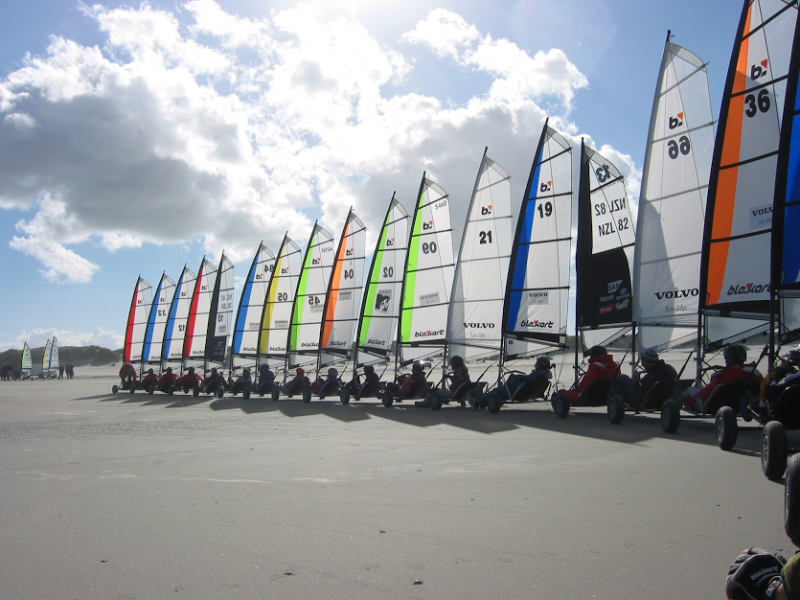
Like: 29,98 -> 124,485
340,390 -> 350,405
242,387 -> 250,400
486,392 -> 502,414
216,387 -> 224,399
112,385 -> 119,394
715,406 -> 738,451
430,392 -> 443,411
607,395 -> 624,424
660,399 -> 680,434
193,384 -> 200,398
762,421 -> 788,481
552,392 -> 569,418
382,393 -> 394,408
786,454 -> 800,544
303,389 -> 311,403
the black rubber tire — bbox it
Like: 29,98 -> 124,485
216,387 -> 224,399
741,394 -> 754,423
148,385 -> 155,395
271,389 -> 280,401
193,385 -> 200,398
129,385 -> 135,395
607,395 -> 624,424
340,391 -> 350,405
785,454 -> 800,544
303,389 -> 311,403
112,385 -> 119,394
168,385 -> 174,396
553,392 -> 569,418
430,392 -> 443,411
382,394 -> 393,408
715,406 -> 738,451
486,392 -> 502,414
242,387 -> 250,400
762,421 -> 789,481
660,399 -> 680,434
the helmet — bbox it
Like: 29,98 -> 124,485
535,356 -> 551,370
328,367 -> 338,378
449,355 -> 464,368
364,364 -> 375,374
586,345 -> 607,359
723,344 -> 747,364
211,368 -> 218,374
296,367 -> 305,377
187,367 -> 194,373
640,348 -> 659,365
166,367 -> 172,373
148,368 -> 154,374
412,360 -> 425,372
243,368 -> 250,376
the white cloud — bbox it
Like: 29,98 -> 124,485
0,327 -> 122,351
0,1 -> 629,282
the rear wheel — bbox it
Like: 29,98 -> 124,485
303,389 -> 311,403
242,387 -> 250,400
762,421 -> 788,481
430,392 -> 443,411
553,392 -> 569,418
660,399 -> 680,434
112,385 -> 119,394
381,393 -> 393,408
216,387 -> 224,399
486,392 -> 503,414
786,455 -> 800,544
607,395 -> 624,424
193,384 -> 200,398
340,391 -> 350,405
271,388 -> 280,401
715,406 -> 738,451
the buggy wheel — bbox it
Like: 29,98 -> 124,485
216,387 -> 224,399
168,384 -> 175,396
660,399 -> 680,434
243,387 -> 251,400
382,393 -> 394,408
607,395 -> 624,424
271,389 -> 280,401
762,421 -> 788,481
552,392 -> 569,418
129,385 -> 135,395
715,406 -> 738,451
786,454 -> 800,544
112,385 -> 119,394
303,389 -> 311,403
430,392 -> 443,411
147,384 -> 155,395
486,392 -> 503,414
741,394 -> 754,423
193,384 -> 200,397
340,390 -> 350,405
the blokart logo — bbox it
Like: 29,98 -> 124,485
540,181 -> 552,192
345,248 -> 354,256
329,341 -> 347,347
599,304 -> 614,314
301,342 -> 319,348
422,220 -> 434,230
312,258 -> 321,265
655,288 -> 699,300
414,329 -> 444,338
520,320 -> 554,329
727,283 -> 769,295
242,346 -> 257,352
668,112 -> 684,129
281,267 -> 290,274
608,280 -> 623,293
367,338 -> 386,345
386,238 -> 395,247
256,273 -> 264,280
269,346 -> 285,352
481,205 -> 493,215
464,322 -> 495,329
751,58 -> 769,80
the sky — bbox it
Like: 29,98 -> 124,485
0,0 -> 741,351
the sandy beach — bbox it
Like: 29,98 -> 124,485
0,365 -> 793,599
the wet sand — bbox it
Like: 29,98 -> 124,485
0,367 -> 793,599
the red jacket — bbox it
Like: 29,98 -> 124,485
142,372 -> 159,386
578,354 -> 619,395
119,363 -> 137,378
181,372 -> 202,386
696,362 -> 763,403
159,372 -> 179,386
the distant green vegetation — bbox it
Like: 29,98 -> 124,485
0,346 -> 122,367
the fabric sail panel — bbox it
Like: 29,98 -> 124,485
142,274 -> 175,364
204,254 -> 234,365
447,150 -> 513,361
399,175 -> 455,358
49,337 -> 59,371
258,236 -> 302,362
773,8 -> 800,342
21,342 -> 31,370
161,266 -> 196,364
123,276 -> 152,363
701,0 -> 798,325
319,210 -> 367,363
504,122 -> 573,358
634,41 -> 716,352
232,243 -> 275,363
356,196 -> 410,359
183,258 -> 217,366
42,339 -> 51,371
576,142 -> 636,335
289,223 -> 335,366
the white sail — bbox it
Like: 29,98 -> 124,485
49,337 -> 59,372
205,254 -> 234,365
142,274 -> 175,364
319,210 -> 367,366
356,195 -> 410,361
183,257 -> 218,368
162,266 -> 197,365
259,236 -> 302,364
504,122 -> 573,359
41,339 -> 51,372
21,342 -> 31,371
447,150 -> 513,361
399,174 -> 455,360
289,223 -> 335,367
123,276 -> 152,364
232,243 -> 275,366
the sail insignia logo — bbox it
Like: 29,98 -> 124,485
481,205 -> 493,215
464,322 -> 495,328
422,220 -> 434,230
596,165 -> 611,183
608,280 -> 623,294
345,248 -> 354,256
256,273 -> 264,280
367,338 -> 387,346
419,292 -> 439,306
727,283 -> 769,296
137,299 -> 144,304
751,59 -> 769,80
376,290 -> 391,313
312,258 -> 321,265
540,181 -> 552,193
301,342 -> 319,348
386,238 -> 395,247
520,319 -> 554,329
281,267 -> 290,274
528,291 -> 549,305
668,112 -> 684,129
242,346 -> 256,352
655,288 -> 699,300
414,329 -> 445,338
